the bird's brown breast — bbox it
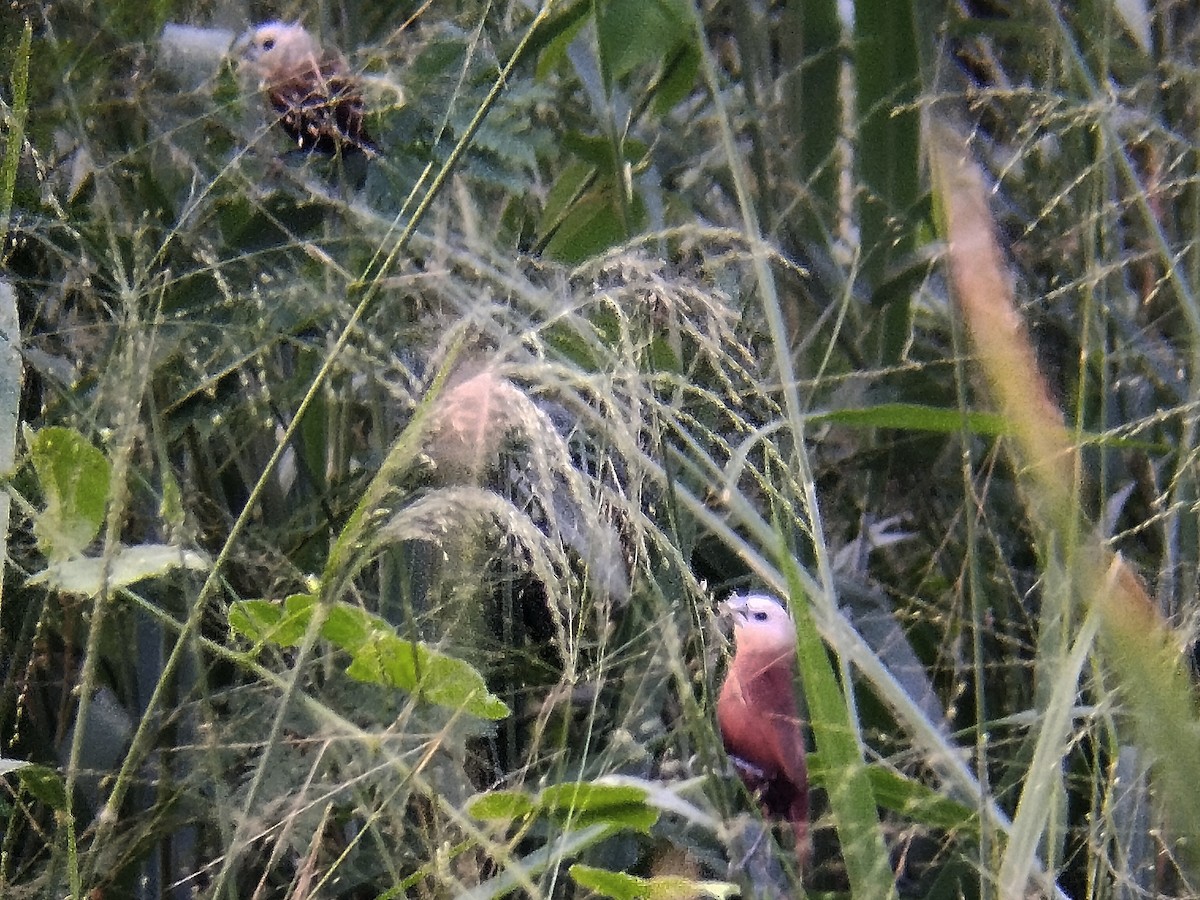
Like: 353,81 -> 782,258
717,652 -> 802,778
717,648 -> 809,855
715,598 -> 811,867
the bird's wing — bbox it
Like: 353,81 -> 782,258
265,59 -> 375,155
758,667 -> 810,865
758,665 -> 808,790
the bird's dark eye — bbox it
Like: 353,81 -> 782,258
262,38 -> 276,50
753,611 -> 768,621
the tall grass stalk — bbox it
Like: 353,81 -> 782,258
930,116 -> 1200,893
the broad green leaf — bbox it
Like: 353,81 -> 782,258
27,545 -> 209,597
283,592 -> 319,617
28,426 -> 110,560
646,334 -> 681,374
469,782 -> 659,832
538,138 -> 648,263
358,636 -> 510,721
541,320 -> 603,372
652,41 -> 700,115
229,596 -> 509,720
561,132 -> 649,169
570,865 -> 737,900
590,775 -> 720,829
228,599 -> 285,642
531,0 -> 592,79
539,160 -> 597,241
229,594 -> 315,646
16,763 -> 67,811
467,789 -> 537,821
596,0 -> 691,85
321,601 -> 379,651
544,187 -> 647,264
537,781 -> 658,832
866,766 -> 979,834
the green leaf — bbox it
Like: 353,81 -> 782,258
16,763 -> 68,811
277,593 -> 320,644
544,186 -> 647,264
647,334 -> 681,374
467,789 -> 537,821
807,402 -> 1163,451
539,160 -> 597,240
570,865 -> 738,900
541,320 -> 603,371
231,596 -> 509,720
596,0 -> 692,85
537,781 -> 659,832
531,0 -> 593,79
866,766 -> 979,834
321,601 -> 379,652
26,544 -> 209,597
808,754 -> 979,835
652,42 -> 700,115
27,426 -> 111,560
780,557 -> 898,899
469,782 -> 659,832
229,594 -> 315,646
538,137 -> 649,263
561,132 -> 649,169
360,636 -> 510,720
228,599 -> 285,642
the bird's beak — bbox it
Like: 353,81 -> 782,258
231,29 -> 259,61
718,595 -> 749,624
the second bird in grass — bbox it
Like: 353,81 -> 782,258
717,593 -> 811,868
239,21 -> 377,157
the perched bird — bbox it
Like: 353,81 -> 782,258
717,593 -> 811,868
239,21 -> 377,157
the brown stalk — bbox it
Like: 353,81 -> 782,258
928,116 -> 1200,882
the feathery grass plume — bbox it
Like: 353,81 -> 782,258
426,368 -> 527,480
423,365 -> 632,620
239,21 -> 377,157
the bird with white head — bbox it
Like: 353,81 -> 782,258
717,593 -> 811,868
239,21 -> 377,157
